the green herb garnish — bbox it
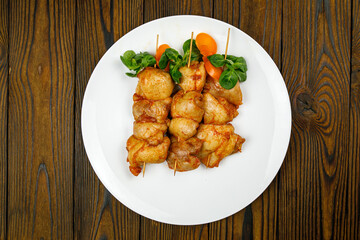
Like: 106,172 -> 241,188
182,39 -> 202,63
159,48 -> 183,83
158,39 -> 202,83
120,50 -> 156,77
207,54 -> 247,89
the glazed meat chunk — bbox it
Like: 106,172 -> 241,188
136,67 -> 174,100
203,76 -> 243,106
126,136 -> 170,176
203,93 -> 238,124
196,124 -> 245,168
169,118 -> 199,141
133,122 -> 168,145
171,90 -> 204,122
178,61 -> 206,92
167,137 -> 202,172
132,96 -> 172,123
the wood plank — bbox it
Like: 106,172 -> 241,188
0,0 -> 8,238
7,0 -> 75,238
213,0 -> 282,239
280,0 -> 351,239
74,0 -> 143,239
144,0 -> 213,23
350,0 -> 360,239
141,1 -> 212,239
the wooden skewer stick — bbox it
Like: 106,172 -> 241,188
156,34 -> 159,52
142,162 -> 146,177
224,28 -> 230,60
174,161 -> 177,176
154,34 -> 159,67
188,32 -> 194,67
207,158 -> 210,168
154,34 -> 159,68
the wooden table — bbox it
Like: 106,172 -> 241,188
0,0 -> 359,239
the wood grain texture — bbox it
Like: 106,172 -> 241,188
350,0 -> 360,239
0,0 -> 8,239
144,0 -> 213,23
74,0 -> 143,239
141,1 -> 212,239
8,0 -> 75,238
213,0 -> 282,239
280,0 -> 351,239
2,1 -> 357,239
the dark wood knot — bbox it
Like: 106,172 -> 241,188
295,91 -> 317,117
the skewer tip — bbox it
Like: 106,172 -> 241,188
142,162 -> 146,177
187,32 -> 194,67
173,160 -> 177,176
224,28 -> 230,60
154,34 -> 159,68
156,34 -> 159,50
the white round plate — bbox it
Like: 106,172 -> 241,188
81,15 -> 291,225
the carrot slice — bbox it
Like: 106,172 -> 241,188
156,44 -> 170,71
196,33 -> 217,56
203,57 -> 222,80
